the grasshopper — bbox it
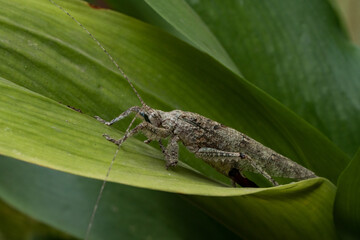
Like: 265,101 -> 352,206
50,0 -> 317,188
50,0 -> 317,238
95,104 -> 317,187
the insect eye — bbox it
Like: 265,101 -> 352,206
140,112 -> 151,123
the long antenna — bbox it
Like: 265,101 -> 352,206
49,0 -> 145,106
49,1 -> 146,239
84,114 -> 138,240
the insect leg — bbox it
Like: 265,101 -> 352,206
145,139 -> 167,158
196,148 -> 279,186
95,106 -> 141,126
196,148 -> 257,187
164,136 -> 180,169
103,122 -> 171,146
158,140 -> 166,154
244,155 -> 279,186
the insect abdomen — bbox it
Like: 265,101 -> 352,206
243,137 -> 317,180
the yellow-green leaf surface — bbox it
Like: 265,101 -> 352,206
0,0 -> 347,238
0,77 -> 226,195
0,156 -> 239,239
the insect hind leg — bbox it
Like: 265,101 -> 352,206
196,148 -> 279,187
244,154 -> 279,186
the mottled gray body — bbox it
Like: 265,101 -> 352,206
96,105 -> 317,187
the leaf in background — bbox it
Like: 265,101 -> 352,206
145,0 -> 360,156
143,0 -> 241,76
0,156 -> 237,240
87,0 -> 242,77
0,196 -> 77,240
85,0 -> 202,50
334,148 -> 360,239
190,178 -> 337,239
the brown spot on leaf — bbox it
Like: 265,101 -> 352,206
87,1 -> 109,9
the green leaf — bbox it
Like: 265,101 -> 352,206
190,179 -> 337,239
144,0 -> 241,76
146,0 -> 360,156
0,76 -> 337,238
0,155 -> 337,239
85,0 -> 202,49
86,0 -> 241,76
0,194 -> 77,240
334,148 -> 360,239
0,156 -> 238,239
0,0 -> 348,185
0,77 -> 227,195
0,0 -> 350,238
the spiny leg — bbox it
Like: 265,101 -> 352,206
196,148 -> 279,187
143,135 -> 179,169
164,136 -> 180,169
144,139 -> 167,156
196,148 -> 257,187
102,122 -> 148,146
95,106 -> 141,126
103,122 -> 171,147
140,123 -> 172,142
158,140 -> 166,154
244,155 -> 279,186
144,139 -> 175,169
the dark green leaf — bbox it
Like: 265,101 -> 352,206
0,196 -> 77,240
146,0 -> 360,156
144,0 -> 241,76
334,148 -> 360,239
190,178 -> 337,239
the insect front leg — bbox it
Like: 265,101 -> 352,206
141,128 -> 181,170
102,122 -> 148,146
103,121 -> 171,146
95,106 -> 141,126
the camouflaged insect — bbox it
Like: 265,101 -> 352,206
95,105 -> 317,187
50,1 -> 319,239
50,0 -> 317,189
